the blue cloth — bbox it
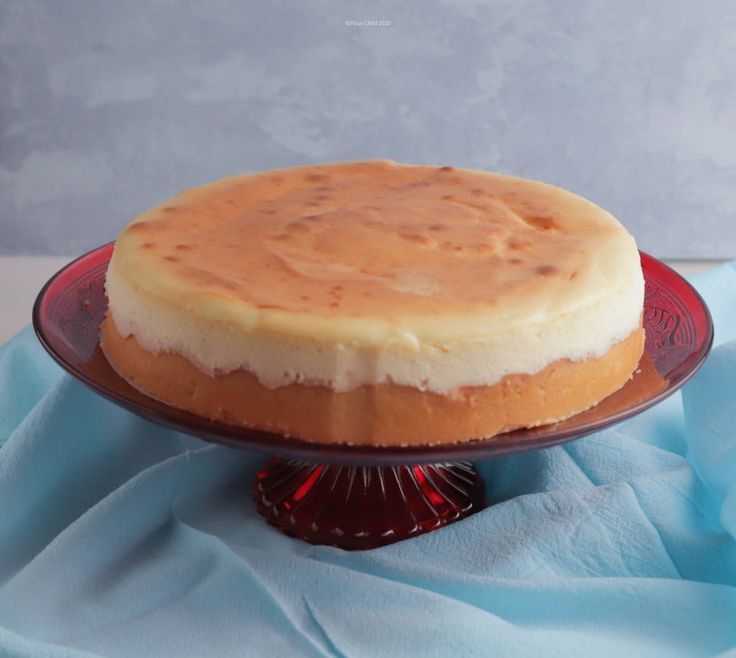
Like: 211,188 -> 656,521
2,266 -> 736,658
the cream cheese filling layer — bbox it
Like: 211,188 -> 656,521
105,253 -> 644,394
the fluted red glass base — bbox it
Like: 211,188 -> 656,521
254,458 -> 485,549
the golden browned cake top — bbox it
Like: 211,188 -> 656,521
108,160 -> 644,392
114,160 -> 635,327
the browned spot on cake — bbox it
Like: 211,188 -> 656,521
438,166 -> 454,172
164,255 -> 178,262
507,239 -> 530,251
400,232 -> 434,246
305,173 -> 329,183
568,270 -> 578,280
428,224 -> 445,231
175,244 -> 192,250
536,265 -> 558,276
509,257 -> 523,265
525,215 -> 559,231
161,206 -> 178,213
142,242 -> 155,250
441,194 -> 453,201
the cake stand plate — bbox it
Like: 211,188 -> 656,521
33,244 -> 713,549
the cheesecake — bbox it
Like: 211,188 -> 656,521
100,160 -> 645,445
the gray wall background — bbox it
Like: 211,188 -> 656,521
1,0 -> 735,257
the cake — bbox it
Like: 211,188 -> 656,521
100,160 -> 645,446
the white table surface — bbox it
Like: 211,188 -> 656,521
0,256 -> 725,346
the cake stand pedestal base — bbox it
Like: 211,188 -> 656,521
254,458 -> 485,550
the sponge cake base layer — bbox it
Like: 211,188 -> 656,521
100,316 -> 644,446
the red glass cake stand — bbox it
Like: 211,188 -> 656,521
33,244 -> 713,550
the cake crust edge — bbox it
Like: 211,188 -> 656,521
100,315 -> 645,446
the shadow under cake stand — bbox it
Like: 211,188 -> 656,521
33,244 -> 713,550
